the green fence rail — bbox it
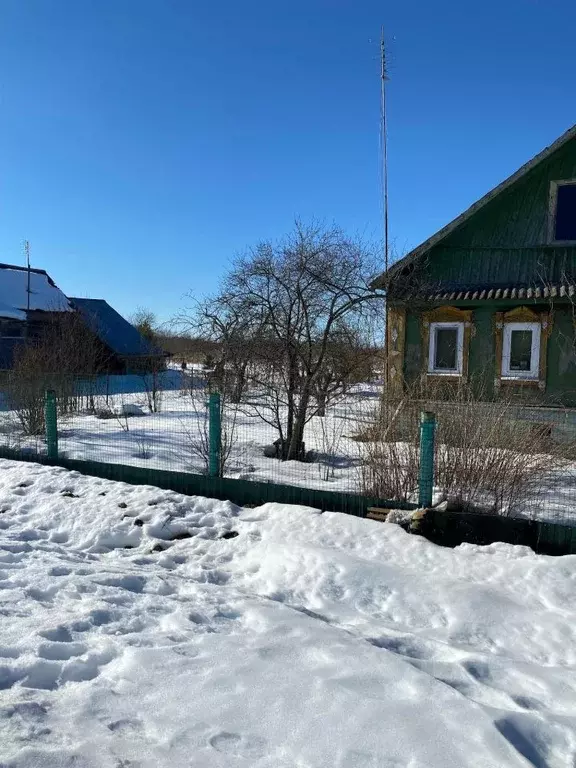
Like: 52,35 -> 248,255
208,392 -> 221,478
0,444 -> 417,518
418,411 -> 436,508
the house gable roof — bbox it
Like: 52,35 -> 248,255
373,123 -> 576,289
0,263 -> 71,318
70,298 -> 163,358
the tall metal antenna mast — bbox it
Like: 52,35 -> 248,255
24,240 -> 31,314
380,27 -> 390,273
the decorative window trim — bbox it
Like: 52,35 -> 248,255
421,306 -> 474,380
548,180 -> 576,244
501,322 -> 541,380
493,307 -> 552,392
428,322 -> 464,375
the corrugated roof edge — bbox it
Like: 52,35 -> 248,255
372,123 -> 576,290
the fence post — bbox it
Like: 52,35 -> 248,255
208,392 -> 222,478
418,411 -> 435,508
45,390 -> 58,460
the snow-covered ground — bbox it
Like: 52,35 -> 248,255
0,376 -> 380,494
1,460 -> 576,767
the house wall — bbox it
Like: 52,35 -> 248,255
0,338 -> 25,370
402,303 -> 576,406
416,137 -> 576,290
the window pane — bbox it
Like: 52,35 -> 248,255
1,322 -> 24,338
434,328 -> 458,370
555,184 -> 576,241
509,330 -> 533,371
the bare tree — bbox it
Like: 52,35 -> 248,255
130,307 -> 158,343
187,296 -> 256,404
186,222 -> 381,460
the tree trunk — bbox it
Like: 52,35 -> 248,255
316,390 -> 327,417
286,391 -> 310,460
230,361 -> 248,404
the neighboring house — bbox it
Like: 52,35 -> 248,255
0,263 -> 164,373
70,298 -> 166,374
374,123 -> 576,407
0,263 -> 72,369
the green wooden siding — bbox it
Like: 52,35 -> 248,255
446,137 -> 576,249
403,305 -> 576,406
467,305 -> 495,398
404,312 -> 422,384
427,246 -> 576,289
415,136 -> 576,289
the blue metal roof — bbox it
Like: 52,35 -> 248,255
70,298 -> 163,358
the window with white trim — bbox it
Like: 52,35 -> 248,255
428,322 -> 464,375
550,181 -> 576,242
502,322 -> 540,379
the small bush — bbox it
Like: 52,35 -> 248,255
360,381 -> 576,516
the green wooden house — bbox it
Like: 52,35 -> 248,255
374,124 -> 576,407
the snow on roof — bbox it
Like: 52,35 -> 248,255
0,263 -> 71,318
0,302 -> 26,320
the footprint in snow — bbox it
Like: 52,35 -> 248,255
0,646 -> 20,659
38,642 -> 87,661
209,732 -> 267,759
5,648 -> 117,691
49,566 -> 72,577
26,585 -> 60,603
94,575 -> 146,593
49,531 -> 69,544
39,626 -> 74,643
107,718 -> 144,733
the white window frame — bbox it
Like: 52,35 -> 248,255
428,322 -> 464,375
548,180 -> 576,244
502,322 -> 541,380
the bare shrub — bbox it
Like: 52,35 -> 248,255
6,375 -> 46,435
94,399 -> 131,433
0,413 -> 25,452
359,380 -> 575,515
311,413 -> 347,482
179,382 -> 239,475
132,432 -> 153,460
358,398 -> 420,501
433,391 -> 571,517
5,311 -> 111,435
138,367 -> 164,414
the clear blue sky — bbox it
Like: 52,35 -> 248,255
0,0 -> 574,322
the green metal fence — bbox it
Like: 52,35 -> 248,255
1,370 -> 576,553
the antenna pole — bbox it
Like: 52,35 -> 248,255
380,27 -> 389,273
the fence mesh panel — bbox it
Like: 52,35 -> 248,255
1,367 -> 576,528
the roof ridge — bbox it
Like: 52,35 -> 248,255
0,262 -> 49,276
374,123 -> 576,288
